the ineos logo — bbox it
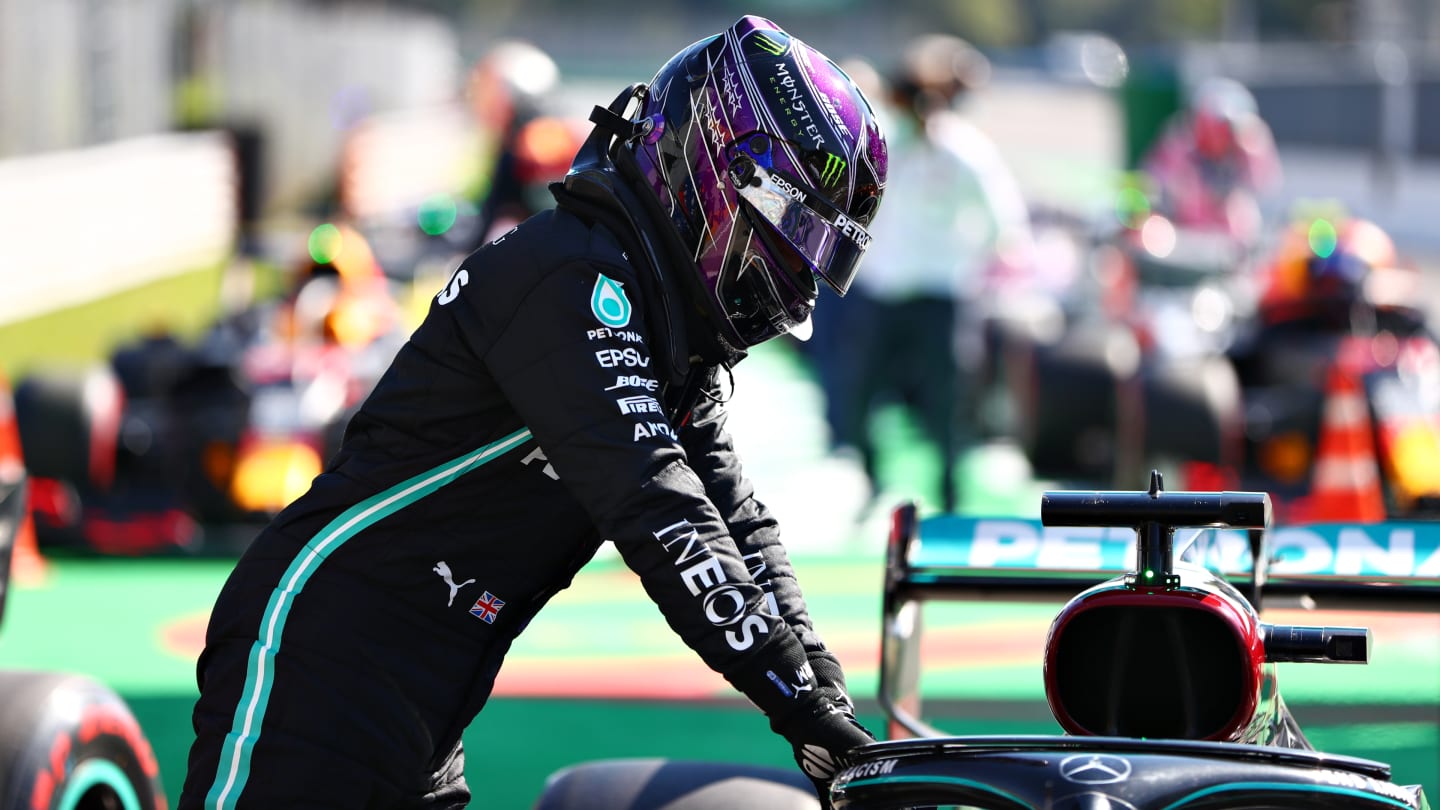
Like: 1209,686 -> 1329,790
1058,754 -> 1132,785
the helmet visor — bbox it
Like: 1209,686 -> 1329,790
732,162 -> 871,296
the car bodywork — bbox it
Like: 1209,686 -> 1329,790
532,473 -> 1436,809
861,472 -> 1435,809
0,376 -> 168,808
13,268 -> 407,556
974,212 -> 1252,485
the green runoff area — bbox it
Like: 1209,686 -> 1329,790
1,267 -> 1437,808
0,552 -> 1436,808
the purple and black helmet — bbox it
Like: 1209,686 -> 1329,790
629,15 -> 887,348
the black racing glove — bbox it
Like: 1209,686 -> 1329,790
774,697 -> 876,809
724,641 -> 873,807
807,650 -> 857,715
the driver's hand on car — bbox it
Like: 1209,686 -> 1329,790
778,696 -> 876,809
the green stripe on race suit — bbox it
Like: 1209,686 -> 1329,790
205,428 -> 533,810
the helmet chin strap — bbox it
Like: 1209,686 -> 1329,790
565,83 -> 648,177
586,84 -> 650,143
555,83 -> 748,369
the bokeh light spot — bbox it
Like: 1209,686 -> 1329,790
1115,186 -> 1151,229
1139,214 -> 1176,258
418,194 -> 459,236
1308,218 -> 1338,258
308,223 -> 343,265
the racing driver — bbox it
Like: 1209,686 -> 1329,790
180,15 -> 887,809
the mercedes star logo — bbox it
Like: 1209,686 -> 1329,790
1059,754 -> 1133,785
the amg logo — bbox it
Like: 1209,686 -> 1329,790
633,421 -> 678,441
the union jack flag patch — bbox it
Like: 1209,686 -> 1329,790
469,591 -> 506,624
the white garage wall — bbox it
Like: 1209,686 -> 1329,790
0,131 -> 237,325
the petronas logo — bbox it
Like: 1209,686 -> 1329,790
752,32 -> 788,56
820,153 -> 847,187
591,273 -> 631,328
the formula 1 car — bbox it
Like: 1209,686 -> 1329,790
1211,214 -> 1440,522
974,204 -> 1253,486
0,375 -> 167,808
531,472 -> 1436,809
13,227 -> 408,556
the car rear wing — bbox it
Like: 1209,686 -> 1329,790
878,502 -> 1440,739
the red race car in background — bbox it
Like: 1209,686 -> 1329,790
13,223 -> 408,556
1210,213 -> 1440,523
0,373 -> 168,807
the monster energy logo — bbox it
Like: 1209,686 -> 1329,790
753,33 -> 788,56
819,153 -> 846,187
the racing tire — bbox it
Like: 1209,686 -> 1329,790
1019,321 -> 1139,482
109,335 -> 193,401
1123,355 -> 1244,484
13,367 -> 123,488
0,670 -> 165,810
974,297 -> 1063,441
532,758 -> 818,810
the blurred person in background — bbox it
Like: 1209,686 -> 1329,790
1249,213 -> 1415,332
464,39 -> 585,246
180,15 -> 885,810
819,33 -> 1030,514
1140,76 -> 1281,248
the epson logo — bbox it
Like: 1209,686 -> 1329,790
770,173 -> 806,203
595,348 -> 650,368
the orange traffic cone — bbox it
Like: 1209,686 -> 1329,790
1294,365 -> 1387,523
8,503 -> 46,586
0,376 -> 47,584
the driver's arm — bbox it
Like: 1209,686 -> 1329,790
679,377 -> 858,711
479,253 -> 828,724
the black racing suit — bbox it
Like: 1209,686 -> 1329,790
179,177 -> 857,808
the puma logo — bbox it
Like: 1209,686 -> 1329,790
789,664 -> 816,696
433,561 -> 476,607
